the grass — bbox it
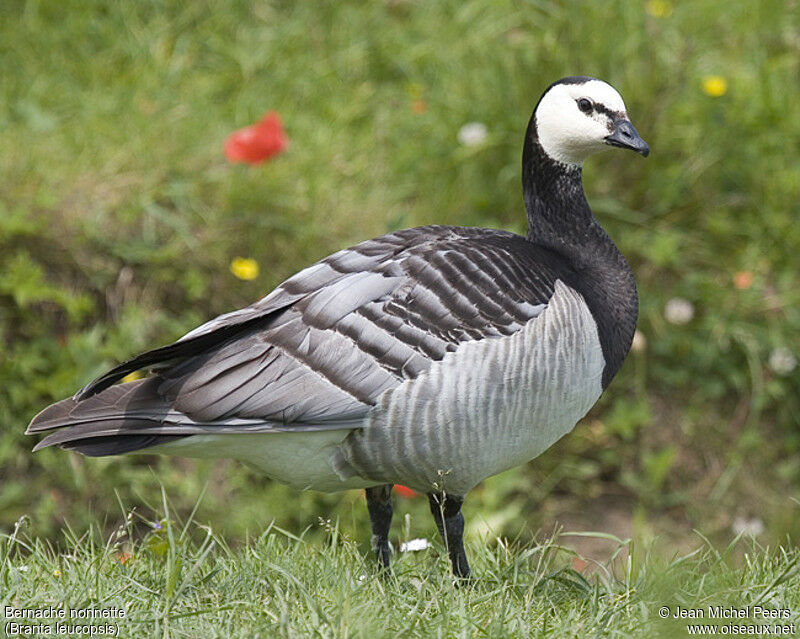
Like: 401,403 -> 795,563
2,494 -> 800,638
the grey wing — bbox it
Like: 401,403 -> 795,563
27,226 -> 558,452
155,227 -> 557,424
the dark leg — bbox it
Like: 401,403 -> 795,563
365,484 -> 394,570
428,492 -> 470,579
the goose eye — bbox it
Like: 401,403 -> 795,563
577,98 -> 593,113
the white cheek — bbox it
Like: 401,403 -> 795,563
536,105 -> 609,165
533,79 -> 628,165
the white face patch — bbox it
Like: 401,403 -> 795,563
535,79 -> 628,165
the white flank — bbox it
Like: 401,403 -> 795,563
152,429 -> 374,492
154,282 -> 605,496
337,280 -> 605,494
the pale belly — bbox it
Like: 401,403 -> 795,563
152,282 -> 604,495
151,430 -> 377,492
333,281 -> 605,494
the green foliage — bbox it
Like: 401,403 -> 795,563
0,0 -> 798,550
2,502 -> 799,638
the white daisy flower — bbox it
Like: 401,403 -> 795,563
399,538 -> 430,552
732,516 -> 764,537
457,122 -> 488,147
664,298 -> 694,325
631,329 -> 647,353
768,347 -> 796,376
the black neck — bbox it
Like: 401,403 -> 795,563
521,112 -> 638,388
522,116 -> 600,260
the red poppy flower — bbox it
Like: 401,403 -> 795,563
733,270 -> 753,290
394,485 -> 416,498
224,111 -> 287,165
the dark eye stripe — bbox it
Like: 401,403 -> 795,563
592,102 -> 624,120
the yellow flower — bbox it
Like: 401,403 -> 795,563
121,371 -> 142,383
230,257 -> 259,281
645,0 -> 673,18
53,569 -> 61,577
702,75 -> 728,97
405,82 -> 423,100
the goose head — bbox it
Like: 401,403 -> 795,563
533,76 -> 649,165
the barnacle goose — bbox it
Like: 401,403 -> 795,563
28,76 -> 648,579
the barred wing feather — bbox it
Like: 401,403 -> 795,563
27,226 -> 562,451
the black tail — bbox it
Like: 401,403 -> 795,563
27,378 -> 186,456
61,434 -> 185,456
75,308 -> 287,401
